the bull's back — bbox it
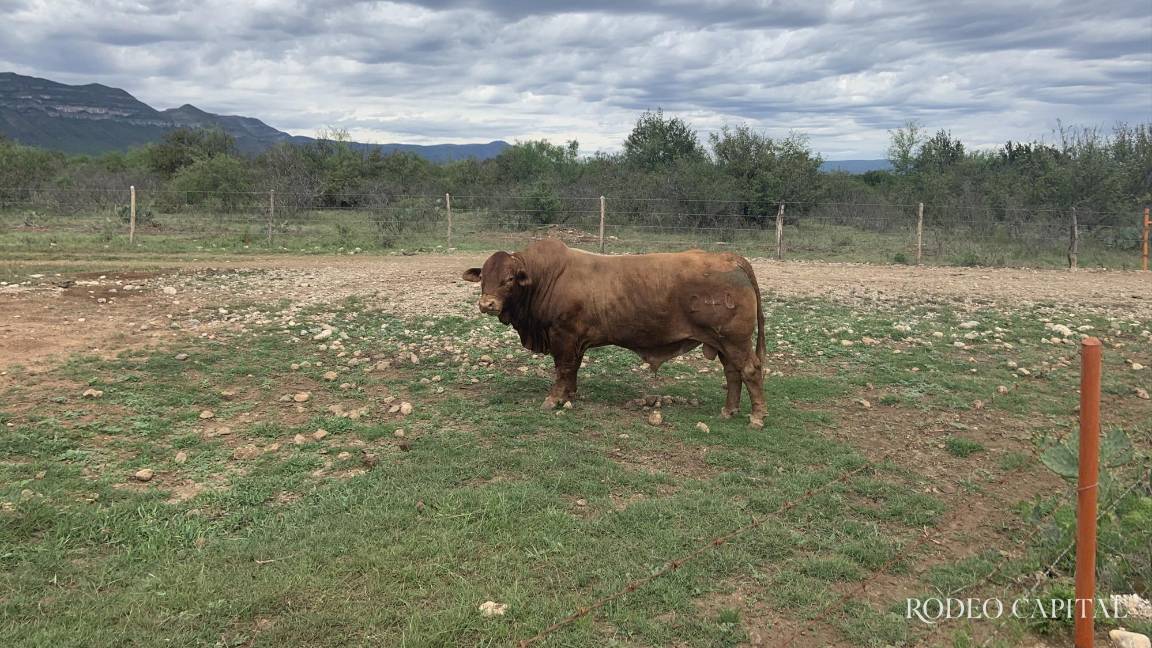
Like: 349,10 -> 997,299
572,248 -> 744,287
561,248 -> 757,347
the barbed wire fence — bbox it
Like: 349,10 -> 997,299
0,187 -> 1148,269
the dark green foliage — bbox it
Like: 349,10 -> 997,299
494,139 -> 579,184
162,155 -> 254,212
710,124 -> 823,216
623,109 -> 707,170
1035,427 -> 1150,609
145,128 -> 238,177
116,204 -> 156,227
0,139 -> 64,201
2,109 -> 1149,244
881,120 -> 1151,223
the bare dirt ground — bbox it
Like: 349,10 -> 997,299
2,254 -> 1149,373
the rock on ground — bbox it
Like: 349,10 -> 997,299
478,601 -> 507,617
1109,629 -> 1151,648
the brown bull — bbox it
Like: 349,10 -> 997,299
463,239 -> 766,427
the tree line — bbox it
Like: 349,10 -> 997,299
1,111 -> 1149,231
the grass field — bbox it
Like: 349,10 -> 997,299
2,261 -> 1149,647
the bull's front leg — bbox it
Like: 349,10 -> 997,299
541,344 -> 584,410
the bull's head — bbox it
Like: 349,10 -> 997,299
462,251 -> 531,321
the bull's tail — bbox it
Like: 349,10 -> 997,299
736,257 -> 765,364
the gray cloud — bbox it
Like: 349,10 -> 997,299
0,0 -> 1149,158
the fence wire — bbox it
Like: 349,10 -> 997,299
0,188 -> 1147,268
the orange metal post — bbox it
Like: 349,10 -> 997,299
1142,207 -> 1149,272
1074,337 -> 1102,648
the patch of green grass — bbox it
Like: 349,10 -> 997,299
716,607 -> 740,625
945,436 -> 985,458
835,600 -> 908,647
998,451 -> 1032,471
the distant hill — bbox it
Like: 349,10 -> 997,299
0,72 -> 510,161
820,159 -> 892,174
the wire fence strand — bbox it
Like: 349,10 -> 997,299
1,187 -> 1148,268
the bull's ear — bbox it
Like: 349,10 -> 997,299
462,268 -> 482,282
515,270 -> 531,287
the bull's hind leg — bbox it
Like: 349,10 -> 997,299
718,353 -> 743,419
717,343 -> 766,428
743,357 -> 766,429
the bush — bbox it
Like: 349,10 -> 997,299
1037,428 -> 1151,607
526,181 -> 562,224
117,204 -> 157,227
0,140 -> 63,201
374,197 -> 440,247
161,156 -> 253,212
1096,226 -> 1143,250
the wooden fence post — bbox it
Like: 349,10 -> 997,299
775,203 -> 785,260
1074,337 -> 1102,648
1068,207 -> 1079,270
129,185 -> 136,245
445,193 -> 453,249
267,189 -> 275,246
599,195 -> 606,253
916,202 -> 924,265
1142,207 -> 1149,272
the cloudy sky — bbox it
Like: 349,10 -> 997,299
2,0 -> 1150,158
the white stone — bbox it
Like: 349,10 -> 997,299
1109,629 -> 1151,648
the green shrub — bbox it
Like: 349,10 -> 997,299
117,204 -> 157,227
161,155 -> 253,212
944,436 -> 984,457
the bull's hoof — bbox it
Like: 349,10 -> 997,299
748,415 -> 764,429
540,397 -> 559,410
719,408 -> 736,419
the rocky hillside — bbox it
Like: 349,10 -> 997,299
0,72 -> 509,161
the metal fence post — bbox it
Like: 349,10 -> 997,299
1074,337 -> 1102,648
129,185 -> 136,244
599,195 -> 606,253
916,202 -> 924,265
775,203 -> 785,260
446,193 -> 453,249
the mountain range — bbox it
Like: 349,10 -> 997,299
0,72 -> 509,161
1,72 -> 892,171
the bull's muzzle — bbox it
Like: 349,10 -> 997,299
477,295 -> 502,315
